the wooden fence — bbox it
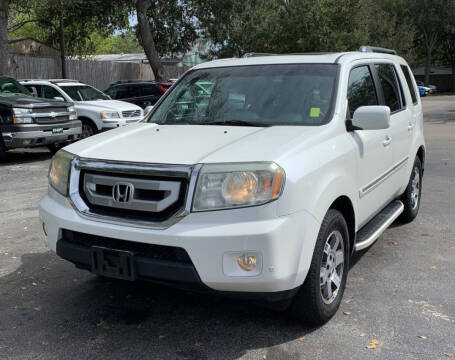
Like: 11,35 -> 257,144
7,55 -> 189,90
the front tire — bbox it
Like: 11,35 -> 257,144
0,133 -> 7,161
81,119 -> 97,139
288,209 -> 349,325
399,157 -> 422,223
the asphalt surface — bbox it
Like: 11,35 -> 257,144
0,96 -> 454,360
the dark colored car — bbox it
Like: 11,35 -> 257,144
0,76 -> 81,159
104,81 -> 173,109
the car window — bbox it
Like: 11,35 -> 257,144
41,85 -> 62,100
61,85 -> 109,101
0,77 -> 31,97
105,86 -> 129,99
24,85 -> 39,97
375,64 -> 402,112
400,65 -> 418,104
140,85 -> 163,97
149,64 -> 338,126
347,66 -> 378,118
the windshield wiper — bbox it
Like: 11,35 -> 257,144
205,120 -> 267,127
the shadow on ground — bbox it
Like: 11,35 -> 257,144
1,148 -> 52,165
0,251 -> 320,359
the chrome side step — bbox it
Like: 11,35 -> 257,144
354,200 -> 404,251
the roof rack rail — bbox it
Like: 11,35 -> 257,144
359,46 -> 397,55
242,52 -> 277,58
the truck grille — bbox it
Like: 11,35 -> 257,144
33,107 -> 71,124
122,110 -> 141,118
79,170 -> 189,223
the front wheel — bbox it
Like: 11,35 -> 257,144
287,209 -> 349,324
399,157 -> 422,223
81,120 -> 97,139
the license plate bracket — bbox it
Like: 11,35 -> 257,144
91,246 -> 136,281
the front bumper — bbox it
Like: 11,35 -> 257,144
2,121 -> 82,149
39,187 -> 320,294
101,118 -> 143,130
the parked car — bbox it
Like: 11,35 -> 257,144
21,80 -> 143,139
416,80 -> 436,94
39,46 -> 425,325
0,76 -> 80,158
104,80 -> 173,109
418,86 -> 427,97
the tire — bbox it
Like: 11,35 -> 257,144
47,143 -> 64,155
287,209 -> 350,325
398,157 -> 422,223
81,119 -> 97,139
0,132 -> 7,161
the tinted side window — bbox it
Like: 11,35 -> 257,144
375,64 -> 402,112
141,85 -> 162,97
347,66 -> 378,118
42,85 -> 62,99
401,65 -> 418,104
24,85 -> 39,97
106,86 -> 129,99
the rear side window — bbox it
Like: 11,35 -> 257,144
140,85 -> 163,97
105,86 -> 129,99
375,64 -> 402,112
42,85 -> 61,99
401,65 -> 418,104
347,66 -> 378,118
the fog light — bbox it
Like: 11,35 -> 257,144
237,254 -> 257,271
42,222 -> 48,236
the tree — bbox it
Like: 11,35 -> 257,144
437,0 -> 455,91
135,0 -> 198,81
0,0 -> 8,74
408,0 -> 446,85
8,0 -> 130,77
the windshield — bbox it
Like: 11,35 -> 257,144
0,77 -> 32,97
61,85 -> 109,101
149,64 -> 338,126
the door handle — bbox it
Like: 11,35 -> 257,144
383,135 -> 392,147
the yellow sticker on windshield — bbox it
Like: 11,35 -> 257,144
310,107 -> 320,117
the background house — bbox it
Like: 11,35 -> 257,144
413,66 -> 453,92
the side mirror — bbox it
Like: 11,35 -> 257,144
54,96 -> 65,101
349,106 -> 390,131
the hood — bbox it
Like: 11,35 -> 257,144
75,99 -> 142,112
0,94 -> 70,108
64,123 -> 323,165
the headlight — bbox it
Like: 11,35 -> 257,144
100,110 -> 120,120
13,108 -> 33,124
48,150 -> 74,196
192,162 -> 285,212
68,105 -> 77,120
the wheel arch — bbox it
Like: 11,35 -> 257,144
78,115 -> 100,131
328,196 -> 356,254
416,145 -> 425,171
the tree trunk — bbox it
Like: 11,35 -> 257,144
0,0 -> 9,75
59,4 -> 66,78
136,0 -> 165,82
424,47 -> 432,86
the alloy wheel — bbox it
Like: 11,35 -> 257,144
320,230 -> 344,305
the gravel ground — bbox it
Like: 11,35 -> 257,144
0,96 -> 454,360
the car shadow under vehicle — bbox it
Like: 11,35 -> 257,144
0,251 -> 317,360
1,148 -> 52,165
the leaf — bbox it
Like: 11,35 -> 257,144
431,266 -> 437,270
445,352 -> 453,358
31,282 -> 37,286
194,340 -> 202,347
360,333 -> 366,337
34,306 -> 41,311
159,335 -> 167,339
299,336 -> 305,342
103,324 -> 110,330
367,339 -> 379,349
343,311 -> 351,315
417,335 -> 427,339
263,356 -> 267,360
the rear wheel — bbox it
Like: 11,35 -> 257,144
81,119 -> 97,139
399,157 -> 422,223
0,132 -> 7,161
288,209 -> 349,324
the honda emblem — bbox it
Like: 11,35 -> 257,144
112,182 -> 134,203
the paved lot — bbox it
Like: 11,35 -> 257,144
0,96 -> 454,360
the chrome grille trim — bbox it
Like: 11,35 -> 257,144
69,157 -> 201,229
122,110 -> 142,118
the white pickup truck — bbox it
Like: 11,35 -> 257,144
21,80 -> 143,138
39,46 -> 425,324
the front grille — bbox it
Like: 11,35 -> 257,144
62,229 -> 192,263
33,107 -> 68,113
34,115 -> 70,124
80,170 -> 188,223
122,110 -> 141,118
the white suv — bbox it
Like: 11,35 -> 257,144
21,80 -> 143,138
39,47 -> 425,324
